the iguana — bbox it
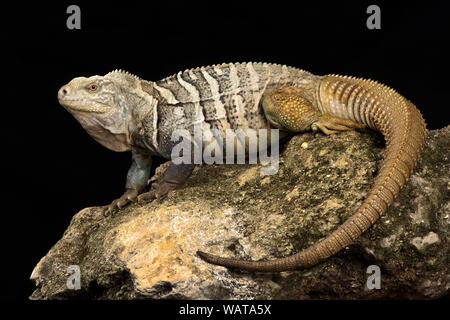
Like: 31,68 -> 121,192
58,62 -> 427,272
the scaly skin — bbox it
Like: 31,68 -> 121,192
58,63 -> 317,214
58,64 -> 427,272
197,75 -> 427,271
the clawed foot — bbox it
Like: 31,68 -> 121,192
137,181 -> 179,203
103,182 -> 180,216
312,114 -> 366,135
103,188 -> 139,216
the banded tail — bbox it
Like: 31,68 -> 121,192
197,75 -> 427,271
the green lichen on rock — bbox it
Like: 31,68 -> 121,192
30,126 -> 450,299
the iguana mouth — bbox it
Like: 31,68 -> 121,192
59,98 -> 111,113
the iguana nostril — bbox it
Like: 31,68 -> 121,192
58,86 -> 68,100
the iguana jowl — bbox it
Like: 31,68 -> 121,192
58,62 -> 427,272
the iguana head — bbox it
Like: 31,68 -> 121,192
58,70 -> 148,152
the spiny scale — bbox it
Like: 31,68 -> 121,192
106,69 -> 142,80
165,62 -> 306,80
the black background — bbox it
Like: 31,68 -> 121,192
3,0 -> 449,302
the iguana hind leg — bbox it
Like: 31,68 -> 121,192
262,87 -> 365,135
261,87 -> 320,132
312,114 -> 366,135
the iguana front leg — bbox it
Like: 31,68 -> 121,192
104,150 -> 152,215
105,153 -> 195,213
137,163 -> 195,202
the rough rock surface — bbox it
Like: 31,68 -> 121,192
30,126 -> 450,299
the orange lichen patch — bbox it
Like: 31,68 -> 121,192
110,202 -> 240,291
112,207 -> 194,289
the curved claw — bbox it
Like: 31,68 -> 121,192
137,190 -> 157,203
137,181 -> 179,204
103,189 -> 139,216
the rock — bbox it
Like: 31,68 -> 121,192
30,126 -> 450,299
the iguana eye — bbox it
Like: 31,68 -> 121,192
87,84 -> 99,92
